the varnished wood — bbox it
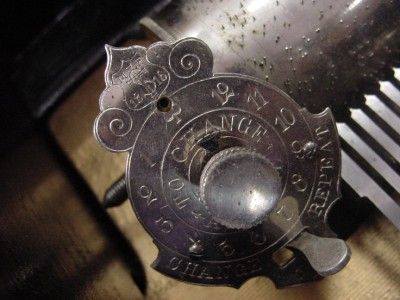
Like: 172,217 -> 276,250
49,39 -> 400,299
0,134 -> 142,299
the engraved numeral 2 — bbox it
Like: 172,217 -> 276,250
212,82 -> 235,105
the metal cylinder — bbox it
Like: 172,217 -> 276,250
142,0 -> 400,113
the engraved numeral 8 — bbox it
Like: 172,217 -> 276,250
291,140 -> 305,159
291,173 -> 308,192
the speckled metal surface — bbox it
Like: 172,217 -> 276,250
141,0 -> 400,229
94,37 -> 349,287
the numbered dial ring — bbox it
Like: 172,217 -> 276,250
93,37 -> 342,287
127,75 -> 340,286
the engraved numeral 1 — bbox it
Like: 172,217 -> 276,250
274,107 -> 296,133
247,88 -> 269,111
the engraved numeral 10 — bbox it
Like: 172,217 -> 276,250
274,107 -> 296,133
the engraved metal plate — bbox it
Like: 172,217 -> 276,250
94,38 -> 349,288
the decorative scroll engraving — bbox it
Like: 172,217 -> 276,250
168,39 -> 212,78
104,45 -> 170,111
94,38 -> 214,152
94,37 -> 343,288
94,108 -> 134,152
146,38 -> 213,95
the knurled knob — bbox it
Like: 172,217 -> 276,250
200,147 -> 282,230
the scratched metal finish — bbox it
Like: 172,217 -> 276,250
142,0 -> 400,231
142,0 -> 400,113
94,38 -> 348,287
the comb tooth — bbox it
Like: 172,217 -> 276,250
365,95 -> 400,136
391,69 -> 400,92
340,68 -> 400,230
341,151 -> 400,230
361,99 -> 400,146
338,123 -> 400,196
350,109 -> 400,164
394,68 -> 400,81
375,89 -> 400,118
381,81 -> 400,107
346,114 -> 400,175
390,78 -> 400,92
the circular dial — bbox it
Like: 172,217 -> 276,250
94,38 -> 342,287
126,74 -> 340,280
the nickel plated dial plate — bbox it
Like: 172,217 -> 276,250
94,38 -> 344,288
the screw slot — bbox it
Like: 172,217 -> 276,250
157,97 -> 172,112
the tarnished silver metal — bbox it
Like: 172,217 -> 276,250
288,231 -> 351,277
94,37 -> 348,287
141,0 -> 400,231
142,0 -> 400,113
200,147 -> 282,230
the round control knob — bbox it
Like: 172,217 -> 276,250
94,37 -> 346,287
200,147 -> 282,230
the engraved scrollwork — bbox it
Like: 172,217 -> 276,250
94,108 -> 134,152
104,44 -> 170,111
168,38 -> 213,79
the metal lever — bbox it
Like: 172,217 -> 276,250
288,231 -> 351,277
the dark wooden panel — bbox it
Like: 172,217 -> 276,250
10,0 -> 162,118
0,134 -> 143,299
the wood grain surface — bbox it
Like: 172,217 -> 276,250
49,39 -> 400,300
0,135 -> 142,299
